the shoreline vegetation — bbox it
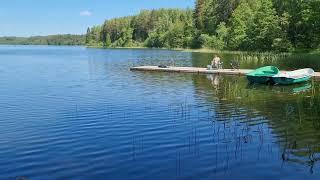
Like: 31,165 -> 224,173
0,34 -> 85,46
86,45 -> 320,55
0,40 -> 319,55
85,0 -> 320,53
1,38 -> 319,56
1,0 -> 319,54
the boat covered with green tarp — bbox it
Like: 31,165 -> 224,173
246,66 -> 280,84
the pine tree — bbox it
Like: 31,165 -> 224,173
105,34 -> 111,47
194,0 -> 208,32
85,27 -> 91,44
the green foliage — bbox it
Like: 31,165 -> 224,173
86,25 -> 103,46
111,28 -> 134,47
246,0 -> 282,51
198,34 -> 222,49
1,0 -> 319,52
85,27 -> 91,44
273,0 -> 320,49
145,31 -> 164,48
87,8 -> 195,49
216,22 -> 228,48
272,38 -> 293,52
85,0 -> 320,52
0,34 -> 85,45
105,34 -> 111,47
227,1 -> 254,50
164,23 -> 185,48
194,0 -> 209,31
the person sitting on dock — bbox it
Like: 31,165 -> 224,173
210,55 -> 222,69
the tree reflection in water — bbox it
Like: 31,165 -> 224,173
193,74 -> 320,172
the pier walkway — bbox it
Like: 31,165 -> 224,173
130,66 -> 320,79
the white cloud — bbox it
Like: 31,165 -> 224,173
80,10 -> 92,17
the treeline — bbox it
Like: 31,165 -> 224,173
0,34 -> 85,45
86,0 -> 320,52
86,9 -> 194,49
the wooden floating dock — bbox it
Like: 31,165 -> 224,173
130,66 -> 320,79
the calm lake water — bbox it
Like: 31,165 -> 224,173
1,45 -> 320,179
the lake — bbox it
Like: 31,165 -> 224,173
1,45 -> 320,179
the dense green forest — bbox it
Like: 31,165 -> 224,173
86,0 -> 320,52
0,34 -> 85,45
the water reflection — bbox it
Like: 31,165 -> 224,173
85,49 -> 320,177
194,74 -> 320,170
246,83 -> 312,94
207,74 -> 221,89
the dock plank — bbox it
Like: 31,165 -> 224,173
130,66 -> 320,79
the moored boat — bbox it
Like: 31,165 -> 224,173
246,66 -> 280,84
272,68 -> 314,85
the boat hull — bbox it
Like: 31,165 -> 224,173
273,76 -> 312,85
247,75 -> 274,84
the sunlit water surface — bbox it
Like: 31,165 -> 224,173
1,46 -> 320,179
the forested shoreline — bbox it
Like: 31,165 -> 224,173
1,0 -> 319,52
0,34 -> 85,46
86,0 -> 320,52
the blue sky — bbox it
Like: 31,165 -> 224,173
0,0 -> 194,37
